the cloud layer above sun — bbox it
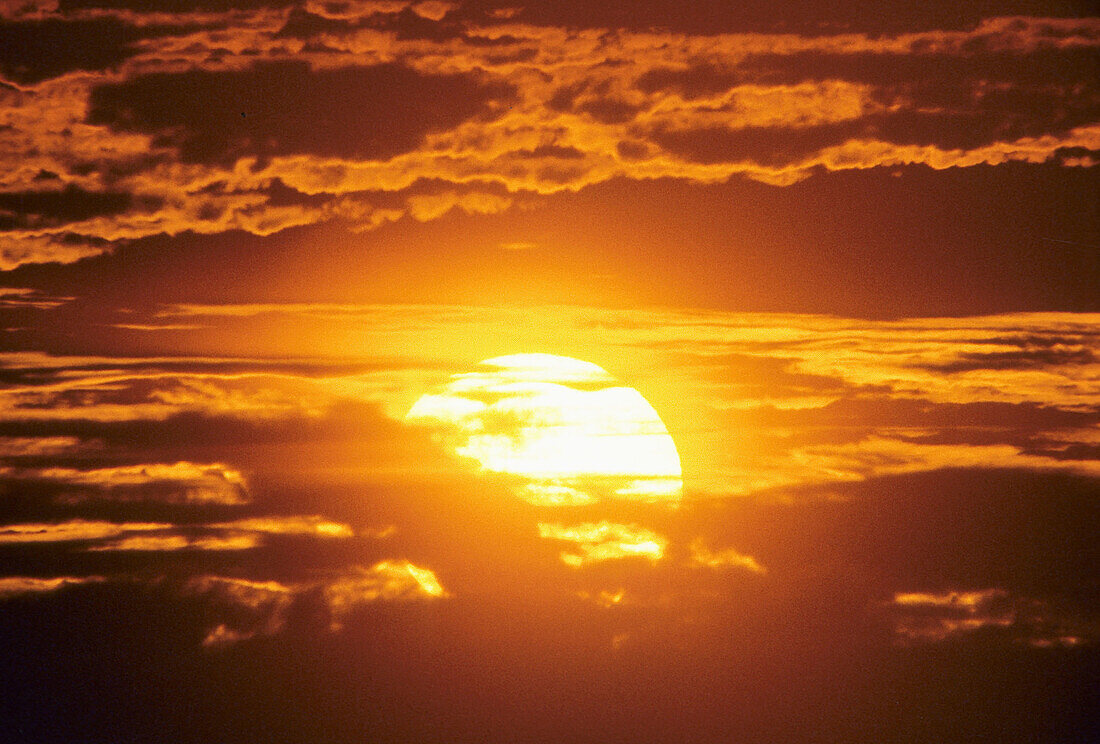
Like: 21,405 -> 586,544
0,0 -> 1096,267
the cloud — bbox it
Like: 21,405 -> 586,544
537,521 -> 667,567
777,435 -> 1100,487
184,574 -> 296,646
0,519 -> 169,543
86,533 -> 260,551
405,190 -> 512,221
0,16 -> 192,84
0,185 -> 139,228
323,560 -> 447,628
208,515 -> 356,538
885,588 -> 1094,647
1,461 -> 249,504
86,61 -> 515,164
0,513 -> 356,552
0,287 -> 74,309
186,560 -> 449,644
688,538 -> 766,574
0,574 -> 105,597
0,308 -> 1095,505
0,435 -> 81,455
0,350 -> 402,423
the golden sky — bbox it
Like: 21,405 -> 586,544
0,2 -> 1097,742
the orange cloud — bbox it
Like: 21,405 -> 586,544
87,534 -> 260,552
885,588 -> 1093,647
209,516 -> 356,538
688,539 -> 766,574
0,574 -> 106,598
0,436 -> 82,456
537,521 -> 667,567
0,287 -> 73,309
0,514 -> 357,552
0,519 -> 169,543
3,461 -> 249,504
324,560 -> 448,629
184,575 -> 297,647
186,560 -> 449,644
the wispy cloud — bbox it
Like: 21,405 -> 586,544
0,514 -> 356,551
885,589 -> 1093,647
0,287 -> 74,309
2,461 -> 249,504
87,534 -> 260,552
0,574 -> 106,598
188,560 -> 449,644
688,538 -> 766,574
538,521 -> 667,567
323,560 -> 448,629
0,519 -> 169,543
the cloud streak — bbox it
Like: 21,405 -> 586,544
188,560 -> 449,644
538,521 -> 667,567
885,588 -> 1094,647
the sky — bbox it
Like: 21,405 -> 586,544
0,1 -> 1098,742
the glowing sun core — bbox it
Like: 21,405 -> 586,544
407,354 -> 682,505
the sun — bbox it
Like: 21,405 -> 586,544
406,354 -> 682,505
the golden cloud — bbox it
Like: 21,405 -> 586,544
0,519 -> 169,543
208,516 -> 356,538
688,538 -> 766,574
87,534 -> 260,552
324,560 -> 448,629
186,560 -> 449,644
538,521 -> 668,567
0,574 -> 106,598
3,461 -> 249,504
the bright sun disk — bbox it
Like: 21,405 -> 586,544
407,354 -> 683,505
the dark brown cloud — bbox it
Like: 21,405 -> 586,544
87,61 -> 515,164
275,6 -> 465,42
0,185 -> 152,231
55,0 -> 296,11
457,0 -> 1099,34
646,123 -> 863,166
0,16 -> 199,85
683,468 -> 1100,599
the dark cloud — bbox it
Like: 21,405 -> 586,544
0,186 -> 149,231
646,101 -> 1099,165
636,64 -> 748,98
727,397 -> 1098,440
738,48 -> 1100,90
636,48 -> 1100,154
87,61 -> 515,164
0,569 -> 1094,744
0,17 -> 197,85
275,7 -> 466,43
687,469 -> 1100,598
646,123 -> 863,166
272,7 -> 357,38
456,0 -> 1099,34
513,144 -> 586,160
920,347 -> 1096,372
56,0 -> 296,10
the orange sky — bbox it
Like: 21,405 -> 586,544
0,2 -> 1097,742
